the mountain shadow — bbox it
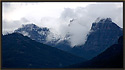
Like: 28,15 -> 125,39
67,36 -> 123,68
2,33 -> 86,68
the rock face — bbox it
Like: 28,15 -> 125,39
67,36 -> 123,68
14,24 -> 50,44
2,33 -> 86,68
69,18 -> 123,59
54,40 -> 71,51
83,18 -> 122,58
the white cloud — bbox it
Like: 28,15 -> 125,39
2,2 -> 95,21
68,20 -> 89,47
50,2 -> 123,47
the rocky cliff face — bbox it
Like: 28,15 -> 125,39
81,18 -> 123,59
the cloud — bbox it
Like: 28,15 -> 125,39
85,3 -> 123,27
2,2 -> 123,47
68,20 -> 89,47
2,18 -> 29,35
47,3 -> 123,47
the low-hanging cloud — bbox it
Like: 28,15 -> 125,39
51,3 -> 122,47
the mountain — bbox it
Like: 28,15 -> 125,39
54,40 -> 71,51
14,24 -> 72,51
14,18 -> 123,60
14,24 -> 50,44
14,24 -> 64,47
67,36 -> 123,68
68,18 -> 123,59
2,33 -> 86,68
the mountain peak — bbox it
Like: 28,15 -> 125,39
14,23 -> 50,43
95,17 -> 112,23
15,23 -> 49,33
23,23 -> 36,26
91,17 -> 120,31
21,23 -> 39,30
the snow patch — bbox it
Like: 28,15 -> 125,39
20,31 -> 30,37
95,17 -> 105,23
38,31 -> 45,35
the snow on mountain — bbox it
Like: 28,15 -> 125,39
14,23 -> 62,46
15,24 -> 49,43
20,31 -> 30,37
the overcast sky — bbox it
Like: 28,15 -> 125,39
2,2 -> 123,47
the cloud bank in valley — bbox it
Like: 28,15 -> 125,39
2,2 -> 123,47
